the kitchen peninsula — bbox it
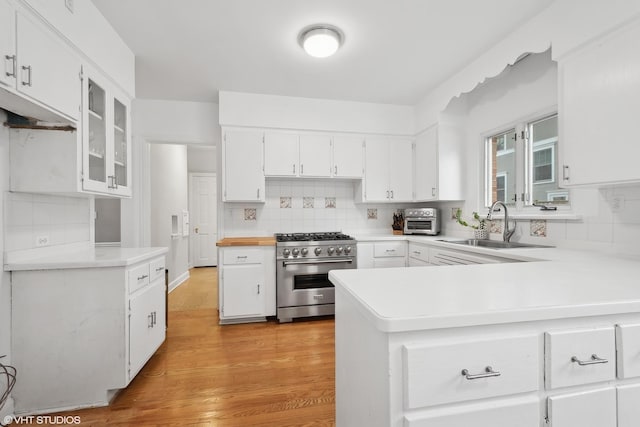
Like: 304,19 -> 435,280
330,245 -> 640,427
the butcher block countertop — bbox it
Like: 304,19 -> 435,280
216,237 -> 276,247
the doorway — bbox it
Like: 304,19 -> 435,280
189,173 -> 217,267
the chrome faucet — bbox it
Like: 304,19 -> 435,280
487,201 -> 516,242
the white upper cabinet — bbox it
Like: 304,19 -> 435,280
414,123 -> 463,201
0,0 -> 16,89
264,132 -> 299,176
559,18 -> 640,187
81,69 -> 132,197
299,134 -> 331,177
360,137 -> 413,202
223,129 -> 265,202
332,135 -> 363,178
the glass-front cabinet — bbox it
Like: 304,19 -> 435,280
82,69 -> 131,197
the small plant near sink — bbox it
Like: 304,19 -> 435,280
455,209 -> 488,239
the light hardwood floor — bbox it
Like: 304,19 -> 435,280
49,267 -> 336,426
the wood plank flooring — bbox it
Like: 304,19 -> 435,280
44,267 -> 336,426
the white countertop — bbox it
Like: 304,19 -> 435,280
330,237 -> 640,333
4,246 -> 169,271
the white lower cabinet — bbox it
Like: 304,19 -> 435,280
548,387 -> 617,427
408,242 -> 430,267
616,323 -> 640,379
404,397 -> 539,427
617,384 -> 640,427
218,246 -> 276,324
10,255 -> 166,414
357,241 -> 406,268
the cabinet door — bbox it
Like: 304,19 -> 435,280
616,323 -> 640,379
299,134 -> 331,177
414,126 -> 438,201
559,20 -> 640,186
223,130 -> 265,202
364,138 -> 389,201
388,139 -> 413,201
356,242 -> 374,269
221,264 -> 264,318
264,132 -> 299,176
0,0 -> 16,88
333,135 -> 363,178
129,279 -> 166,381
548,387 -> 616,427
372,257 -> 405,268
82,75 -> 109,193
111,93 -> 132,196
16,11 -> 80,121
618,384 -> 640,427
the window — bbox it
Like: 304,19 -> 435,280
485,113 -> 568,209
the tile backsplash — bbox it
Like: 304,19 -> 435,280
4,192 -> 91,251
224,179 -> 411,236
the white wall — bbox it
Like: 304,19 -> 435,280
187,146 -> 216,173
149,144 -> 189,288
0,110 -> 13,419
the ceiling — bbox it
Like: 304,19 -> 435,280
92,0 -> 556,105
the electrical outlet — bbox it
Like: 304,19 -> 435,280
35,235 -> 50,247
65,0 -> 74,13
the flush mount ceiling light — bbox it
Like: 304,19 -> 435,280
298,25 -> 343,58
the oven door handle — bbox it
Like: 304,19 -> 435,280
282,258 -> 354,266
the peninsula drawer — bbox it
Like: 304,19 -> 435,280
373,241 -> 406,257
222,248 -> 264,265
128,263 -> 150,294
545,326 -> 616,389
616,323 -> 640,379
403,335 -> 539,408
408,242 -> 429,263
149,258 -> 166,283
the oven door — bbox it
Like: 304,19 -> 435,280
405,218 -> 435,234
277,257 -> 355,308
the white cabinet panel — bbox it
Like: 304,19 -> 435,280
372,257 -> 406,268
545,326 -> 616,389
403,335 -> 539,408
129,279 -> 166,381
222,248 -> 264,265
408,242 -> 429,263
223,129 -> 265,202
264,132 -> 298,176
618,384 -> 640,427
548,387 -> 616,427
128,263 -> 150,294
559,19 -> 640,186
616,323 -> 640,379
363,137 -> 413,202
356,242 -> 374,269
404,397 -> 539,427
364,138 -> 389,201
221,264 -> 264,318
0,0 -> 16,89
332,135 -> 363,178
373,241 -> 406,258
414,126 -> 438,200
388,139 -> 413,201
299,134 -> 331,177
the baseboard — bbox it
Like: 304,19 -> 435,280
168,271 -> 190,293
0,396 -> 14,425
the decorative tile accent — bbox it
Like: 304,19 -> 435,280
367,208 -> 378,220
303,197 -> 314,209
489,219 -> 503,234
279,197 -> 292,209
530,220 -> 547,237
325,197 -> 336,208
244,208 -> 257,221
451,207 -> 460,220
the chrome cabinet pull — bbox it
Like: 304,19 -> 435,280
385,249 -> 396,253
432,187 -> 436,197
155,267 -> 164,272
147,313 -> 153,328
562,165 -> 570,182
461,366 -> 501,380
293,164 -> 295,174
257,284 -> 260,294
138,274 -> 148,281
236,255 -> 248,259
571,354 -> 608,366
257,188 -> 260,199
5,55 -> 16,77
334,165 -> 338,175
386,190 -> 390,199
301,164 -> 304,174
413,251 -> 421,255
390,190 -> 394,199
21,65 -> 32,86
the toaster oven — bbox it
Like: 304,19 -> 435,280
404,208 -> 440,235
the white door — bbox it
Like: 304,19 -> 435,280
299,134 -> 331,177
414,127 -> 438,201
264,132 -> 299,176
388,139 -> 414,201
364,138 -> 389,201
0,0 -> 16,89
333,135 -> 363,178
190,173 -> 217,267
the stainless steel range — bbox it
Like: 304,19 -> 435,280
275,232 -> 357,323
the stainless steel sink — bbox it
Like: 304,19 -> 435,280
442,239 -> 553,249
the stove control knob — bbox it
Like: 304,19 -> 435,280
283,249 -> 291,257
292,248 -> 300,257
345,246 -> 352,254
314,247 -> 322,256
336,246 -> 344,254
301,248 -> 308,256
327,247 -> 335,255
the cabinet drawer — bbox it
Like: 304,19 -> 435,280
404,397 -> 539,427
618,384 -> 640,427
547,387 -> 616,427
222,248 -> 264,265
128,263 -> 150,294
545,326 -> 616,389
616,323 -> 640,379
403,335 -> 539,408
373,241 -> 406,257
408,243 -> 429,263
149,258 -> 166,283
373,257 -> 406,269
